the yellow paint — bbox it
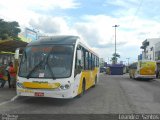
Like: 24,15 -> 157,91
23,82 -> 60,89
78,67 -> 99,95
17,89 -> 34,93
140,61 -> 156,75
129,61 -> 156,78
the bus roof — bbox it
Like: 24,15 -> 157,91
27,35 -> 99,57
130,60 -> 156,65
28,35 -> 79,46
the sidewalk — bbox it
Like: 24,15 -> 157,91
0,82 -> 16,104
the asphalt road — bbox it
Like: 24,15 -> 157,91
0,73 -> 160,115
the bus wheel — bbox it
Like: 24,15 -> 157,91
78,80 -> 85,97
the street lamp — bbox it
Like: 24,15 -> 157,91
112,25 -> 119,63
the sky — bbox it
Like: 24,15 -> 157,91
1,0 -> 160,64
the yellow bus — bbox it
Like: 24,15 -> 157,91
16,35 -> 99,98
129,60 -> 156,79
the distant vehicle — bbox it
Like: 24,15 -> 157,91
100,67 -> 106,73
16,35 -> 99,98
106,67 -> 110,74
129,60 -> 156,79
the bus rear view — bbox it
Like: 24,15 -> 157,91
139,60 -> 156,79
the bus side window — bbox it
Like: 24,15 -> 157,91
129,63 -> 137,69
92,54 -> 95,70
133,63 -> 137,69
97,57 -> 99,67
96,57 -> 98,67
85,51 -> 89,70
88,52 -> 92,70
75,47 -> 84,76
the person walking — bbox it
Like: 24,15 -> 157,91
0,71 -> 6,88
8,62 -> 16,88
5,62 -> 11,88
0,64 -> 7,88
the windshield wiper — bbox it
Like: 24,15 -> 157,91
26,48 -> 56,80
26,60 -> 43,79
46,62 -> 56,80
46,50 -> 56,80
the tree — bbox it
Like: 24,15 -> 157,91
0,19 -> 21,40
111,53 -> 120,64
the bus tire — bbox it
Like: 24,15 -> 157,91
78,79 -> 86,97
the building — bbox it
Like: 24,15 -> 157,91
138,54 -> 142,60
99,58 -> 105,67
155,42 -> 160,61
140,38 -> 160,60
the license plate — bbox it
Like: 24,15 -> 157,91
35,92 -> 44,96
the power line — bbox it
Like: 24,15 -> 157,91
130,0 -> 143,25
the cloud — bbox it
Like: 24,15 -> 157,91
74,15 -> 118,46
104,0 -> 141,17
28,16 -> 81,38
27,13 -> 160,62
1,0 -> 160,63
0,0 -> 79,26
72,13 -> 160,62
29,17 -> 63,34
105,0 -> 139,8
0,0 -> 79,10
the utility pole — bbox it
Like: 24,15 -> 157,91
112,25 -> 119,63
108,57 -> 110,64
126,58 -> 130,66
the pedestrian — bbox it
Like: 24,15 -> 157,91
0,64 -> 7,88
8,62 -> 16,88
5,62 -> 11,88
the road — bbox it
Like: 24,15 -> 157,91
0,73 -> 160,115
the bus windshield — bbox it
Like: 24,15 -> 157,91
19,45 -> 74,79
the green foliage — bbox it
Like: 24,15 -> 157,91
111,53 -> 120,64
0,19 -> 21,40
112,53 -> 120,58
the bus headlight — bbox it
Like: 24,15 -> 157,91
60,84 -> 70,90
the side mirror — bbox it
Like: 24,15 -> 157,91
77,50 -> 82,60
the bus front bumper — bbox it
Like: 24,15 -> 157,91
16,88 -> 77,99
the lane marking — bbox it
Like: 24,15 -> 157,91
0,100 -> 11,106
11,95 -> 19,101
0,95 -> 19,106
0,95 -> 32,106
